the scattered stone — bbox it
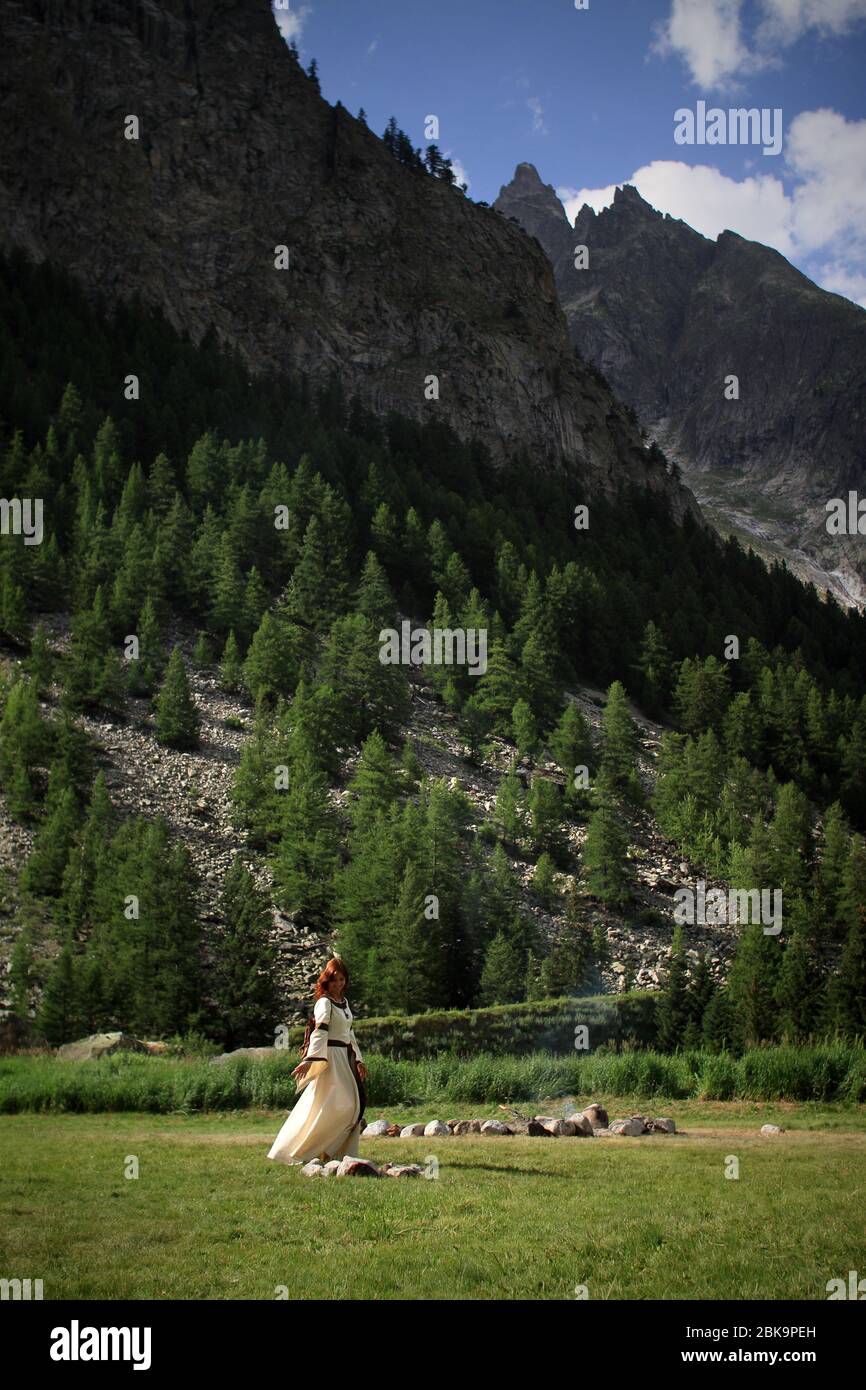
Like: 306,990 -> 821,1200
362,1119 -> 391,1137
610,1118 -> 646,1137
322,1160 -> 342,1176
480,1120 -> 512,1136
383,1164 -> 424,1178
385,1124 -> 402,1137
468,1119 -> 485,1133
301,1160 -> 324,1178
336,1156 -> 381,1177
582,1102 -> 609,1129
211,1046 -> 278,1065
648,1117 -> 676,1134
424,1120 -> 451,1137
450,1120 -> 474,1135
399,1123 -> 427,1138
565,1113 -> 595,1136
760,1124 -> 784,1135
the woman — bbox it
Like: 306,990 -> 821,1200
267,958 -> 368,1166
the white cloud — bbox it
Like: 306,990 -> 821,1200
367,38 -> 379,56
815,262 -> 866,308
653,0 -> 866,87
652,0 -> 756,89
527,97 -> 548,135
758,0 -> 866,44
556,109 -> 866,307
445,153 -> 471,191
271,2 -> 311,46
559,162 -> 793,250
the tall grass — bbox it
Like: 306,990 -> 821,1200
0,1044 -> 864,1113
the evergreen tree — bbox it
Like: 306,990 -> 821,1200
38,945 -> 80,1044
583,790 -> 632,906
656,926 -> 690,1051
155,646 -> 200,749
272,743 -> 340,926
212,859 -> 278,1049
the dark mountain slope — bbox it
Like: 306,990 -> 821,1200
495,164 -> 866,601
0,0 -> 693,517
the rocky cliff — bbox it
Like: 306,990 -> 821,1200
0,0 -> 695,518
495,164 -> 866,602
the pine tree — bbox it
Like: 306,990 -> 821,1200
830,905 -> 866,1038
38,945 -> 80,1044
155,646 -> 200,749
21,775 -> 79,897
598,680 -> 642,804
583,790 -> 632,906
272,743 -> 340,926
512,698 -> 538,758
212,859 -> 278,1049
377,862 -> 447,1013
656,927 -> 690,1051
493,761 -> 526,843
355,550 -> 396,629
725,921 -> 781,1048
479,929 -> 525,1004
8,925 -> 37,1018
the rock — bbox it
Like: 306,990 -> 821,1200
610,1118 -> 645,1137
565,1113 -> 595,1136
399,1123 -> 427,1138
450,1120 -> 473,1135
648,1117 -> 676,1134
210,1046 -> 279,1065
301,1160 -> 324,1178
536,1118 -> 577,1137
362,1119 -> 391,1137
336,1157 -> 381,1177
384,1164 -> 424,1178
760,1124 -> 784,1135
581,1102 -> 609,1129
322,1160 -> 342,1176
468,1119 -> 485,1133
385,1124 -> 402,1137
424,1120 -> 451,1137
480,1120 -> 512,1136
56,1031 -> 149,1062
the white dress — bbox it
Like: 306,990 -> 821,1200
267,996 -> 366,1164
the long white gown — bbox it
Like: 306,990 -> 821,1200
267,995 -> 366,1164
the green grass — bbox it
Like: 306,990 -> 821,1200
2,1044 -> 865,1114
1,1102 -> 864,1300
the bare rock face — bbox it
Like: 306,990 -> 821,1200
56,1031 -> 149,1061
0,1 -> 696,521
495,165 -> 866,602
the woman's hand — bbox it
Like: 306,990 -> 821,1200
357,1062 -> 367,1081
291,1060 -> 311,1080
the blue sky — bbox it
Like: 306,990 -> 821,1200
272,1 -> 866,305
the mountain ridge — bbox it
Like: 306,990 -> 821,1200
495,162 -> 866,602
0,0 -> 696,522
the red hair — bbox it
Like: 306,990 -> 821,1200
314,957 -> 348,1000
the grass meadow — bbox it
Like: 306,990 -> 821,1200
2,1097 -> 864,1300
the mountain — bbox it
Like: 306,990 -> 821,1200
0,0 -> 696,520
495,163 -> 866,604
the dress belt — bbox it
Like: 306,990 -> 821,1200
327,1040 -> 350,1047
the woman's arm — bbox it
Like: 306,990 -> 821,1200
292,997 -> 332,1076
